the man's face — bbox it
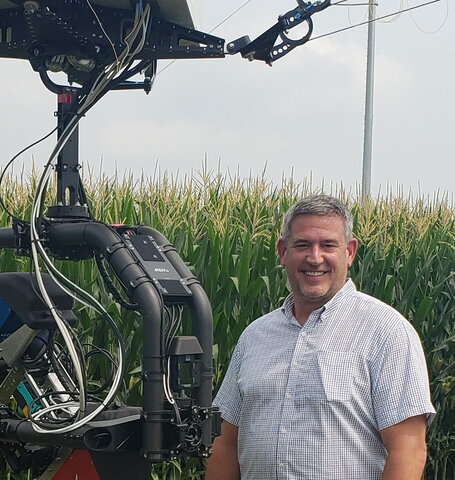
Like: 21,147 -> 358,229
277,214 -> 358,309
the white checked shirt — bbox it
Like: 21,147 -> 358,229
214,280 -> 436,480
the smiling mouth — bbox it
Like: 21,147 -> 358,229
303,271 -> 327,277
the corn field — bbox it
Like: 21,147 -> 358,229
0,169 -> 453,480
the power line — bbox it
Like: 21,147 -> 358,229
309,0 -> 443,43
157,0 -> 255,76
407,0 -> 449,34
332,0 -> 363,5
157,0 -> 444,76
209,0 -> 255,34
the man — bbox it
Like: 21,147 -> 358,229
206,195 -> 435,480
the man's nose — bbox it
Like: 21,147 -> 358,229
306,246 -> 323,265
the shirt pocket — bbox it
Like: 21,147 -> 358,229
317,350 -> 356,402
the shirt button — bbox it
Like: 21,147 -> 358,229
292,361 -> 298,367
286,393 -> 293,399
281,427 -> 287,433
278,463 -> 284,467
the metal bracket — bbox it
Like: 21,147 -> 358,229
0,324 -> 37,368
38,447 -> 73,480
0,365 -> 25,405
227,0 -> 332,64
145,19 -> 225,60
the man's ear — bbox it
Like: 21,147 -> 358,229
277,238 -> 287,267
347,237 -> 359,267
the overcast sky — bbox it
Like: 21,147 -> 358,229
0,0 -> 453,200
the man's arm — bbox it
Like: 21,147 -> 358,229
205,420 -> 240,480
380,414 -> 428,480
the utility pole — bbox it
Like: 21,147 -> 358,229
362,0 -> 377,199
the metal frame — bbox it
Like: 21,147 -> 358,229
0,1 -> 334,477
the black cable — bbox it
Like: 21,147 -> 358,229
83,343 -> 117,395
19,333 -> 49,368
10,6 -> 149,435
165,305 -> 183,354
46,333 -> 75,393
161,305 -> 185,428
95,311 -> 126,406
95,254 -> 139,311
32,232 -> 127,408
27,391 -> 80,429
0,126 -> 57,221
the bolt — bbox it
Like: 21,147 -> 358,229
23,1 -> 39,13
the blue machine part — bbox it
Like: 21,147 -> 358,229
0,296 -> 10,328
15,381 -> 42,417
0,296 -> 23,339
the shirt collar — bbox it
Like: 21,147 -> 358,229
281,278 -> 356,322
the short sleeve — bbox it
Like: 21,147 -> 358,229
213,343 -> 242,426
371,321 -> 436,430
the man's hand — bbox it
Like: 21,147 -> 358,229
380,414 -> 428,480
205,420 -> 240,480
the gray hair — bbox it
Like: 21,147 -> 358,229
281,195 -> 354,243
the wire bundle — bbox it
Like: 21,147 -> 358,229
26,1 -> 153,435
161,305 -> 184,425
